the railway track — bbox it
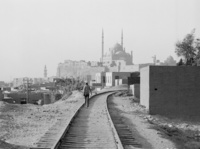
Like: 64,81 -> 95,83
32,91 -> 123,149
58,92 -> 122,149
107,94 -> 142,149
32,90 -> 142,149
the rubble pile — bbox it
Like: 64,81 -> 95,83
143,112 -> 200,148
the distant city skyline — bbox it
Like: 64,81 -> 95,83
0,0 -> 200,82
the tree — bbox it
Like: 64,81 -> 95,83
177,58 -> 184,66
175,29 -> 198,65
195,39 -> 200,61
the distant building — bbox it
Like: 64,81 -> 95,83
0,81 -> 9,88
95,72 -> 105,84
33,78 -> 44,84
56,30 -> 153,81
13,77 -> 52,88
152,55 -> 176,66
90,61 -> 101,67
13,78 -> 24,88
64,60 -> 88,67
105,72 -> 132,87
56,60 -> 105,80
47,76 -> 57,82
163,56 -> 177,66
12,65 -> 56,88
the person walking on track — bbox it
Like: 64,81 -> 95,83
83,82 -> 92,108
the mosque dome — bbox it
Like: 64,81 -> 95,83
112,43 -> 123,54
115,51 -> 126,56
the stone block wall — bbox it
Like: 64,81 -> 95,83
8,93 -> 43,104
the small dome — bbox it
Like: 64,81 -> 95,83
112,43 -> 123,53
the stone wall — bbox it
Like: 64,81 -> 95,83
57,63 -> 105,80
8,93 -> 43,104
140,66 -> 200,117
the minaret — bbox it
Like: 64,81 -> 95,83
44,65 -> 47,78
121,29 -> 123,49
102,29 -> 104,63
131,51 -> 133,64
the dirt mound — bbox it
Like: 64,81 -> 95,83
0,91 -> 84,147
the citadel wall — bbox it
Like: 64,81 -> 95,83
57,61 -> 105,80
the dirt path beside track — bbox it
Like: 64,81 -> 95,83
108,95 -> 177,149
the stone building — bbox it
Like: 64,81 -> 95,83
105,72 -> 132,86
56,30 -> 152,83
13,78 -> 24,88
56,60 -> 105,82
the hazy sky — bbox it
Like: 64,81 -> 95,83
0,0 -> 199,81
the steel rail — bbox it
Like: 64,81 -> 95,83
107,93 -> 142,148
106,93 -> 124,149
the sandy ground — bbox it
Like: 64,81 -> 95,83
1,86 -> 200,149
0,91 -> 84,148
110,95 -> 176,149
110,93 -> 200,149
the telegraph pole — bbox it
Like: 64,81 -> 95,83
152,55 -> 156,65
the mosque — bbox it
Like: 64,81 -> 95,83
56,30 -> 136,80
101,30 -> 133,66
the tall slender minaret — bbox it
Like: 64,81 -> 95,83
102,29 -> 104,63
44,65 -> 47,78
121,29 -> 123,49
